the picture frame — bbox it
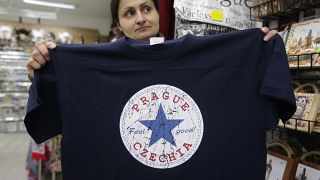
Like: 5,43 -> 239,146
272,0 -> 279,14
285,18 -> 320,68
279,93 -> 320,132
313,110 -> 320,133
292,159 -> 320,180
266,151 -> 295,180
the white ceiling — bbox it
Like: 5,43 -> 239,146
0,0 -> 111,18
0,0 -> 113,35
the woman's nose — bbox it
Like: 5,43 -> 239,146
135,11 -> 146,24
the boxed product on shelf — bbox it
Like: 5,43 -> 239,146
0,81 -> 31,92
18,121 -> 26,132
252,0 -> 320,19
279,93 -> 320,132
0,50 -> 30,133
285,18 -> 320,67
5,121 -> 18,133
0,121 -> 6,133
0,92 -> 29,106
313,110 -> 320,133
0,25 -> 13,41
0,66 -> 29,80
252,0 -> 290,18
265,151 -> 295,180
0,104 -> 26,121
0,59 -> 26,67
293,158 -> 320,179
0,50 -> 30,57
299,8 -> 320,22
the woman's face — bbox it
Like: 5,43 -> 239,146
117,0 -> 160,41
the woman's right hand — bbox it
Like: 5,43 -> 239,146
26,41 -> 57,79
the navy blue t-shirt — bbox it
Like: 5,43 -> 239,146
25,28 -> 296,180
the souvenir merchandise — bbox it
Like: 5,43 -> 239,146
25,29 -> 296,180
299,8 -> 320,22
253,0 -> 289,18
265,151 -> 294,180
313,109 -> 320,133
15,28 -> 31,42
0,50 -> 30,132
293,159 -> 320,180
31,29 -> 45,43
0,93 -> 28,119
45,32 -> 56,42
0,25 -> 13,41
57,32 -> 73,44
0,81 -> 31,92
279,84 -> 320,132
285,18 -> 320,67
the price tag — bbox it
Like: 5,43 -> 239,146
150,37 -> 164,45
210,10 -> 223,22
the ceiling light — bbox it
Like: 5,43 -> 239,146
23,0 -> 76,10
0,7 -> 57,19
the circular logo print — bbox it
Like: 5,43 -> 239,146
120,84 -> 203,169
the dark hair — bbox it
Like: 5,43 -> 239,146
111,0 -> 159,26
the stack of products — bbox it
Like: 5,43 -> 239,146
0,51 -> 31,133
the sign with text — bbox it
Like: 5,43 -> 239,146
174,0 -> 261,30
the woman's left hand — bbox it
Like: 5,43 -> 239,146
261,27 -> 278,41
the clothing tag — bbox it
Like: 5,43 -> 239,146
210,10 -> 223,22
150,37 -> 165,45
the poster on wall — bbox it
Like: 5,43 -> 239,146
174,0 -> 261,30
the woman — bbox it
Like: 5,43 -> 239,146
26,0 -> 277,78
25,1 -> 294,179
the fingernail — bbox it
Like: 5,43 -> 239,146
47,42 -> 56,49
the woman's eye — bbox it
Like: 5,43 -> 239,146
142,6 -> 151,12
125,10 -> 134,17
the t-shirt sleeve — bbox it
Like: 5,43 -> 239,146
24,55 -> 62,144
259,34 -> 297,127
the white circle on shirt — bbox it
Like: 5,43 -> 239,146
120,84 -> 204,169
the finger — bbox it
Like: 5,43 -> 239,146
46,42 -> 57,49
27,71 -> 34,80
261,27 -> 270,34
27,58 -> 41,70
263,30 -> 278,41
26,59 -> 39,79
35,41 -> 50,61
32,50 -> 47,66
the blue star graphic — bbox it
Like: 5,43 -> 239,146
139,104 -> 183,147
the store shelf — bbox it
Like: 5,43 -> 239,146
0,50 -> 30,133
269,127 -> 320,162
251,0 -> 320,20
288,52 -> 320,69
0,51 -> 30,56
288,53 -> 320,78
0,117 -> 25,121
0,120 -> 26,133
256,0 -> 320,165
280,118 -> 320,134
